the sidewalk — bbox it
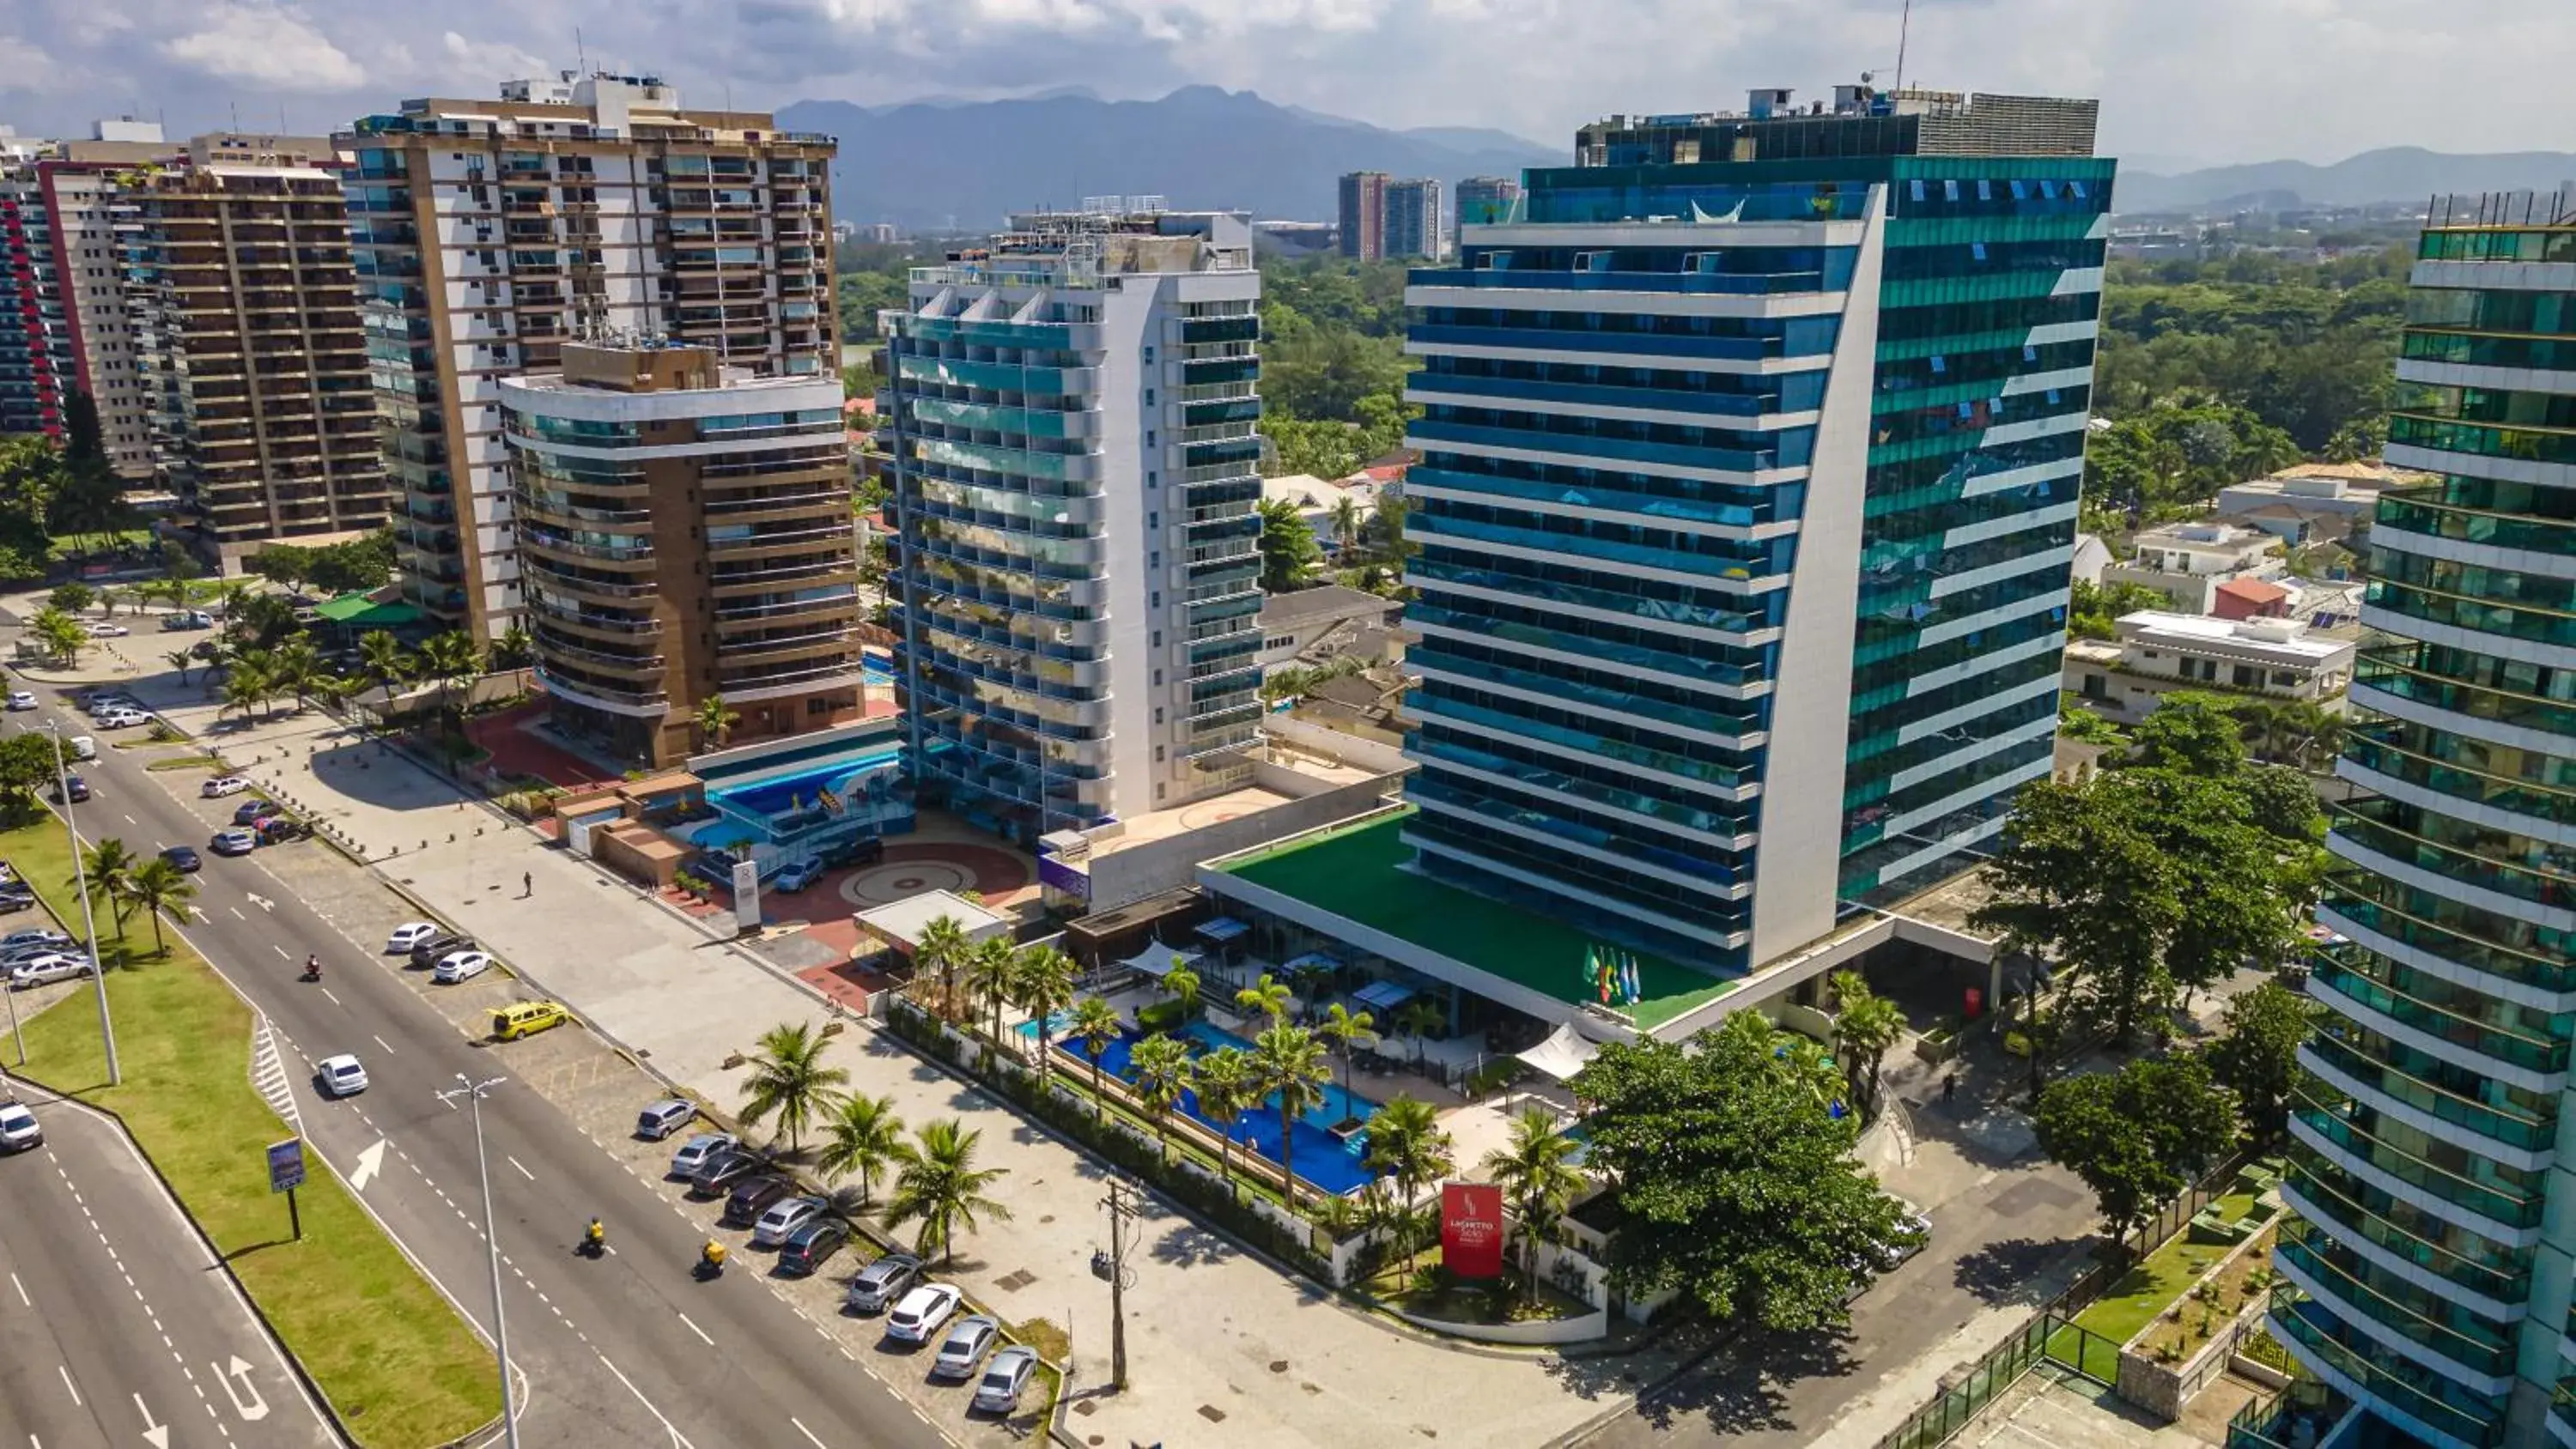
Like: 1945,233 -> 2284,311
179,693 -> 1643,1448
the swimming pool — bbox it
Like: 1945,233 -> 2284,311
863,656 -> 894,686
1012,1009 -> 1080,1042
1060,1020 -> 1383,1197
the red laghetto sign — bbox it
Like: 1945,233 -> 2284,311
1442,1182 -> 1506,1279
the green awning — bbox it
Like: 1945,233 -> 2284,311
312,593 -> 423,627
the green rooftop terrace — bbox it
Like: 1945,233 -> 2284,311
1209,806 -> 1739,1032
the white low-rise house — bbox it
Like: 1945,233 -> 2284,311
1261,472 -> 1379,549
1257,584 -> 1400,675
2064,610 -> 2355,724
2099,521 -> 2286,613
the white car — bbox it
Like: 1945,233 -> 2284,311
66,737 -> 94,761
318,1054 -> 368,1098
751,1195 -> 827,1249
202,776 -> 252,798
431,949 -> 493,984
885,1283 -> 962,1344
668,1131 -> 737,1179
773,858 -> 823,893
8,953 -> 92,989
4,691 -> 33,711
386,922 -> 440,954
84,621 -> 129,638
93,709 -> 149,731
0,1101 -> 39,1152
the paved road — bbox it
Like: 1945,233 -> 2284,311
0,1082 -> 335,1449
13,690 -> 955,1449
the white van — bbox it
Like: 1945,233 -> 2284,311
68,736 -> 95,761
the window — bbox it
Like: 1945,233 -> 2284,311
2069,181 -> 2087,199
1971,241 -> 1988,262
1151,631 -> 1162,647
2232,665 -> 2261,688
1908,179 -> 1926,202
1975,179 -> 1992,202
2272,670 -> 2300,687
1154,746 -> 1166,762
1153,708 -> 1164,725
1142,346 -> 1155,363
1942,180 -> 1959,201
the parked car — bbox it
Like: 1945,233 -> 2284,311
4,691 -> 33,711
488,1000 -> 568,1040
885,1283 -> 962,1344
751,1195 -> 827,1249
317,1054 -> 368,1097
409,931 -> 468,967
0,930 -> 72,954
819,835 -> 885,869
772,858 -> 823,894
972,1346 -> 1039,1415
846,1252 -> 923,1314
253,815 -> 309,845
0,1101 -> 39,1152
721,1174 -> 795,1228
231,798 -> 279,826
0,887 -> 36,915
775,1218 -> 848,1277
209,828 -> 258,857
1878,1202 -> 1932,1270
202,775 -> 252,798
385,922 -> 440,955
82,693 -> 136,714
52,775 -> 88,803
667,1131 -> 736,1179
84,621 -> 128,638
8,954 -> 92,989
635,1099 -> 694,1142
93,708 -> 149,730
687,1147 -> 762,1197
160,610 -> 213,631
66,737 -> 94,761
159,846 -> 200,873
932,1315 -> 1000,1379
430,950 -> 493,985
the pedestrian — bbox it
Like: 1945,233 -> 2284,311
522,870 -> 532,898
1942,1074 -> 1957,1108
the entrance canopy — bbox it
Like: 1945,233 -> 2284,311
1352,978 -> 1414,1013
1515,1022 -> 1601,1083
1116,940 -> 1200,978
1195,917 -> 1250,943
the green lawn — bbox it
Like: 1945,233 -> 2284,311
47,529 -> 154,561
0,820 -> 499,1446
2067,1190 -> 2263,1349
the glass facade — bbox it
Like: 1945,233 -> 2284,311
1400,121 -> 2111,979
2276,199 -> 2576,1449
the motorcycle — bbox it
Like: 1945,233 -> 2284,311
578,1220 -> 606,1258
299,959 -> 322,983
695,1240 -> 726,1280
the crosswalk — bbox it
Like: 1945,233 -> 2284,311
249,1014 -> 301,1136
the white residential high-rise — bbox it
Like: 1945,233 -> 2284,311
882,205 -> 1265,844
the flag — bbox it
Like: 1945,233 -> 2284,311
1622,953 -> 1641,1006
1581,944 -> 1598,994
1597,955 -> 1613,1004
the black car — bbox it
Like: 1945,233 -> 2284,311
687,1147 -> 762,1197
819,835 -> 885,869
52,776 -> 89,803
0,883 -> 34,914
776,1219 -> 848,1277
409,932 -> 470,967
721,1173 -> 795,1228
158,846 -> 200,873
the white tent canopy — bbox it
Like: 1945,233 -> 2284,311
1115,941 -> 1200,978
1515,1022 -> 1601,1083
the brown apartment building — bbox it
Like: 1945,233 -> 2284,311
499,340 -> 863,767
339,70 -> 839,639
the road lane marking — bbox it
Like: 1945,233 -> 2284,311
349,1139 -> 386,1191
229,906 -> 243,919
319,986 -> 341,1006
216,1355 -> 269,1421
121,814 -> 135,825
678,1312 -> 713,1347
133,1392 -> 168,1448
9,1271 -> 23,1306
373,1034 -> 393,1053
57,1364 -> 80,1407
595,1353 -> 698,1449
791,1417 -> 827,1449
270,945 -> 289,959
507,1155 -> 534,1182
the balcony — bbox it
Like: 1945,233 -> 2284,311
519,529 -> 656,569
521,555 -> 659,602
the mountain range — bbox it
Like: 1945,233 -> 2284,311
775,87 -> 1563,231
2115,147 -> 2576,214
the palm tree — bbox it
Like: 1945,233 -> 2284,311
77,838 -> 139,942
219,662 -> 269,725
1160,957 -> 1200,1020
1068,995 -> 1123,1114
1362,1094 -> 1454,1267
1481,1107 -> 1588,1304
1829,970 -> 1908,1122
1013,944 -> 1077,1079
270,634 -> 325,711
164,648 -> 195,687
1250,1022 -> 1331,1203
882,1118 -> 1013,1269
696,694 -> 741,750
1192,1046 -> 1256,1194
358,630 -> 416,735
814,1092 -> 905,1210
1129,1034 -> 1195,1165
1235,972 -> 1292,1026
1774,1031 -> 1842,1112
738,1022 -> 850,1154
30,608 -> 88,667
910,914 -> 972,1021
414,630 -> 483,772
1327,494 -> 1363,556
964,936 -> 1020,1046
491,622 -> 536,678
118,858 -> 195,956
1316,1001 -> 1375,1096
1392,998 -> 1444,1069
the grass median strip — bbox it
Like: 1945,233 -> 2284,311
0,819 -> 499,1447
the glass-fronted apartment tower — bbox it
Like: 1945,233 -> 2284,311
1401,82 -> 2108,972
882,208 -> 1266,844
2269,191 -> 2576,1449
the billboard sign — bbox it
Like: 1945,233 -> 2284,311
1036,853 -> 1092,901
1441,1182 -> 1505,1279
732,859 -> 761,932
266,1137 -> 306,1194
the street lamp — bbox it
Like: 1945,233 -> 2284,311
438,1073 -> 519,1449
43,722 -> 118,1086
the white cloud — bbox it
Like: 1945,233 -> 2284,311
159,3 -> 365,92
0,36 -> 68,94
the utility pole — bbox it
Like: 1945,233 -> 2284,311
1097,1177 -> 1138,1390
47,724 -> 118,1085
439,1074 -> 519,1449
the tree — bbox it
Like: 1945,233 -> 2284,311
2034,1055 -> 2239,1246
414,630 -> 484,769
246,544 -> 315,592
220,661 -> 270,725
695,693 -> 740,750
1572,1011 -> 1910,1331
78,838 -> 140,941
489,622 -> 535,675
1013,945 -> 1077,1079
118,857 -> 196,956
1326,494 -> 1363,555
29,607 -> 88,666
1257,497 -> 1324,594
1361,1094 -> 1453,1267
738,1022 -> 850,1154
1829,971 -> 1908,1122
815,1092 -> 905,1210
164,648 -> 196,688
1250,1022 -> 1332,1203
2203,981 -> 2308,1144
883,1118 -> 1012,1268
1068,995 -> 1123,1116
2117,769 -> 2307,1009
1128,1033 -> 1196,1165
0,734 -> 56,825
2069,579 -> 2172,641
358,630 -> 416,731
1234,972 -> 1292,1025
1973,777 -> 2184,1046
1392,998 -> 1443,1069
269,634 -> 325,712
1482,1106 -> 1589,1305
911,914 -> 972,1021
48,582 -> 94,615
1315,1001 -> 1374,1096
964,935 -> 1020,1046
1190,1045 -> 1259,1188
2130,693 -> 2251,778
1159,957 -> 1200,1020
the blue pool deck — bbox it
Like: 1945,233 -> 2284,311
1057,1019 -> 1383,1197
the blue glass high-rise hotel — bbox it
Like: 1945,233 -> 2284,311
1198,82 -> 2111,1039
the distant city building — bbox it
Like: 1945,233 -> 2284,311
1250,219 -> 1338,258
1382,178 -> 1443,260
502,341 -> 862,766
882,206 -> 1265,843
1337,171 -> 1388,261
124,135 -> 392,563
2100,520 -> 2287,613
0,122 -> 174,464
0,149 -> 76,442
1454,176 -> 1522,237
2063,609 -> 2354,725
2214,460 -> 2426,544
339,70 -> 839,637
860,221 -> 898,246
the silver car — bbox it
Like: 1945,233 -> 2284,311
972,1346 -> 1038,1415
9,953 -> 91,989
751,1195 -> 827,1249
845,1252 -> 921,1313
668,1131 -> 736,1179
932,1315 -> 999,1379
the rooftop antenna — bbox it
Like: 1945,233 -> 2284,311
1894,0 -> 1912,94
575,27 -> 587,74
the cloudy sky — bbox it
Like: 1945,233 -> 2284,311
4,0 -> 2569,172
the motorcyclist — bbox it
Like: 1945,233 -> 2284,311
302,953 -> 320,979
584,1216 -> 605,1252
700,1238 -> 726,1272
